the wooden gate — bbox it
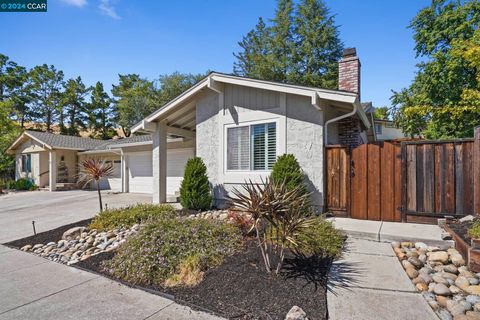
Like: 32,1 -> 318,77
325,127 -> 480,222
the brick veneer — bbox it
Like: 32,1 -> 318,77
338,116 -> 363,149
338,48 -> 361,100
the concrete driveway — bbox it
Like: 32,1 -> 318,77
0,191 -> 222,320
0,190 -> 151,243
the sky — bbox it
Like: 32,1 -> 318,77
0,0 -> 431,108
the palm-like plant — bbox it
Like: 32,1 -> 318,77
77,158 -> 114,212
227,178 -> 314,274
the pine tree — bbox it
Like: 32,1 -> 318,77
270,0 -> 294,82
179,157 -> 212,211
89,82 -> 116,139
62,76 -> 92,136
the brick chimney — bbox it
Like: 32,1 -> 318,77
338,47 -> 361,101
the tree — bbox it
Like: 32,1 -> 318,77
271,154 -> 308,196
0,100 -> 21,179
373,107 -> 390,120
112,74 -> 158,137
89,82 -> 116,139
179,157 -> 212,211
392,0 -> 480,138
61,77 -> 92,136
156,72 -> 206,107
77,158 -> 114,212
233,0 -> 343,89
29,64 -> 64,132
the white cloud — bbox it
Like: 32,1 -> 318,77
60,0 -> 87,7
99,0 -> 120,19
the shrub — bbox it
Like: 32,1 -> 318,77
179,157 -> 212,211
468,221 -> 480,239
296,218 -> 344,258
271,154 -> 308,195
89,204 -> 176,230
15,178 -> 37,191
103,217 -> 242,287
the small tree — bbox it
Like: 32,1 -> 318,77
271,154 -> 307,195
77,158 -> 114,212
179,157 -> 212,211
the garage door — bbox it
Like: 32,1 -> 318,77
127,148 -> 194,195
167,148 -> 195,195
128,152 -> 153,194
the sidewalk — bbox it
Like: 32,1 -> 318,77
0,245 -> 222,320
328,217 -> 452,246
327,237 -> 439,320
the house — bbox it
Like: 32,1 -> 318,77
7,47 -> 372,211
362,102 -> 407,141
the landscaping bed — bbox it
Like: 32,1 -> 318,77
77,240 -> 330,320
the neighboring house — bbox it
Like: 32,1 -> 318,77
7,47 -> 374,211
362,102 -> 407,141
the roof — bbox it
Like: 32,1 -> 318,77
132,72 -> 370,133
6,130 -> 152,154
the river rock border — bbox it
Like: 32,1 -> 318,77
393,241 -> 480,320
20,224 -> 140,265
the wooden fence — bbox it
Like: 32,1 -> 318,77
326,127 -> 480,222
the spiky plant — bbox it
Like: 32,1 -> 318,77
227,178 -> 314,274
77,158 -> 114,212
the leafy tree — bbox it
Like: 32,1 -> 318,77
112,74 -> 158,137
233,0 -> 343,89
29,64 -> 64,132
392,0 -> 480,138
271,154 -> 307,196
179,157 -> 212,211
373,107 -> 390,120
62,76 -> 92,136
0,100 -> 21,179
156,72 -> 206,107
89,82 -> 116,139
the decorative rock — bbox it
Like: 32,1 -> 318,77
415,242 -> 428,250
466,286 -> 480,295
416,282 -> 428,291
442,272 -> 458,281
447,300 -> 467,316
285,306 -> 308,320
456,276 -> 471,290
452,254 -> 466,267
469,278 -> 479,285
32,244 -> 43,250
408,257 -> 424,268
466,311 -> 480,320
406,267 -> 419,279
402,260 -> 414,269
474,303 -> 480,312
460,215 -> 475,223
419,254 -> 427,263
450,285 -> 463,294
433,274 -> 450,286
445,264 -> 459,274
460,301 -> 473,312
434,283 -> 452,296
62,227 -> 86,240
466,296 -> 480,305
429,251 -> 449,264
422,291 -> 436,302
20,245 -> 32,251
419,272 -> 433,284
437,296 -> 451,308
437,308 -> 453,320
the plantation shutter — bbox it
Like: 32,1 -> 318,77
251,122 -> 276,170
227,126 -> 250,170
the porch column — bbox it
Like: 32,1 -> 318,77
49,150 -> 57,191
121,152 -> 129,193
152,122 -> 167,203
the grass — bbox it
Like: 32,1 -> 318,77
88,204 -> 176,230
468,220 -> 480,239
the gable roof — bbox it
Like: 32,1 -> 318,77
131,72 -> 370,133
6,130 -> 153,154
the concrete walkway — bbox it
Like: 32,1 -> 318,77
328,217 -> 452,247
0,245 -> 222,320
327,237 -> 439,320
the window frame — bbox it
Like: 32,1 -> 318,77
21,154 -> 32,173
374,123 -> 383,135
224,119 -> 279,173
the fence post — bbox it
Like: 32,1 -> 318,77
474,127 -> 480,216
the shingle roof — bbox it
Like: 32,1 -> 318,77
26,130 -> 106,150
24,130 -> 152,151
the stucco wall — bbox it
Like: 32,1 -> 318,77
196,84 -> 326,210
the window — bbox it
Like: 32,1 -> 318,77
227,122 -> 276,171
21,154 -> 31,173
374,123 -> 383,135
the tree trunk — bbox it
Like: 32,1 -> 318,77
97,180 -> 103,212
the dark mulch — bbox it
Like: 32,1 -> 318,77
77,240 -> 330,320
4,218 -> 92,248
447,220 -> 475,244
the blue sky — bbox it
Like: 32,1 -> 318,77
0,0 -> 430,107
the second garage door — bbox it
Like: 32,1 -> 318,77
128,148 -> 194,195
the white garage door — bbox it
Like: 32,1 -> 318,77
127,148 -> 194,195
128,152 -> 153,194
167,148 -> 195,195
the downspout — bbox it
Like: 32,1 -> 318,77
324,102 -> 358,146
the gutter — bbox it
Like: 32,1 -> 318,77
324,101 -> 358,145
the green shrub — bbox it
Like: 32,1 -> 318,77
468,221 -> 480,239
271,154 -> 307,195
15,178 -> 37,191
296,218 -> 344,258
89,204 -> 176,230
179,157 -> 212,211
103,217 -> 242,287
